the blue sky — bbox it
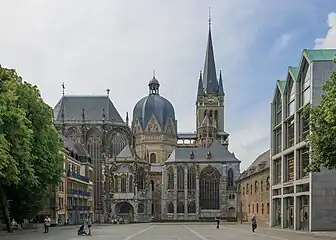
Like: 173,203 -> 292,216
0,0 -> 335,170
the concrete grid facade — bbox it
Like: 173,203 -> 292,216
269,49 -> 336,231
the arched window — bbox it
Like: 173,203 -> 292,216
266,177 -> 270,190
246,183 -> 249,194
261,203 -> 264,214
177,202 -> 184,213
128,175 -> 133,192
150,153 -> 156,163
168,202 -> 174,213
250,184 -> 253,194
254,181 -> 258,193
248,204 -> 250,213
187,166 -> 196,190
199,165 -> 221,209
138,203 -> 144,213
121,175 -> 127,193
209,110 -> 213,122
177,166 -> 184,190
260,181 -> 264,192
114,175 -> 119,192
188,201 -> 196,213
267,202 -> 269,214
256,203 -> 259,213
227,168 -> 234,187
108,131 -> 126,157
204,109 -> 207,118
228,194 -> 231,199
167,166 -> 174,190
232,194 -> 235,200
136,166 -> 145,190
214,110 -> 218,127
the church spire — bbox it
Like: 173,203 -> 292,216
202,10 -> 218,94
218,70 -> 224,95
197,71 -> 204,96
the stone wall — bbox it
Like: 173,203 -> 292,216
237,169 -> 270,224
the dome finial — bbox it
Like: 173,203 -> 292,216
148,73 -> 160,95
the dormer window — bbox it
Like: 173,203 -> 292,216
189,151 -> 194,159
206,151 -> 212,159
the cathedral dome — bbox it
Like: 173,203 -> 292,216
133,76 -> 176,132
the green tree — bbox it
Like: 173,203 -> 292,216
304,71 -> 336,172
0,66 -> 63,232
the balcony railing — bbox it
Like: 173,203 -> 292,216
67,205 -> 91,211
67,189 -> 91,197
67,170 -> 89,183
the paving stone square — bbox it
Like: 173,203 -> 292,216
1,223 -> 336,240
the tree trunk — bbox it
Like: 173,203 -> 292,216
0,185 -> 12,233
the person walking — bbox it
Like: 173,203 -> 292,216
215,215 -> 220,229
251,214 -> 257,232
87,218 -> 92,235
44,216 -> 51,233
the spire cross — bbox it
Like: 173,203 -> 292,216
208,7 -> 212,26
153,69 -> 156,78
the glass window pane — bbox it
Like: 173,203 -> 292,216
303,87 -> 310,105
288,101 -> 295,116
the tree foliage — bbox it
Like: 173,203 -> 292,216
0,66 -> 64,230
304,71 -> 336,172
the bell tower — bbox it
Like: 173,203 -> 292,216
196,15 -> 228,147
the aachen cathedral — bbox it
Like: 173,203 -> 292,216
53,19 -> 241,222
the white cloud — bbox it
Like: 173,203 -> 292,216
315,12 -> 336,49
271,33 -> 294,53
0,0 -> 295,171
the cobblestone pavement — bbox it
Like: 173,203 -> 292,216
1,223 -> 336,240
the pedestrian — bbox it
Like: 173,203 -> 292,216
44,216 -> 51,233
215,215 -> 220,229
87,218 -> 92,235
251,214 -> 257,232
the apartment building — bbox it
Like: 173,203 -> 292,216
237,150 -> 270,225
61,135 -> 95,224
270,49 -> 336,231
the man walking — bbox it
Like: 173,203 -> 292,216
44,216 -> 51,233
251,214 -> 257,232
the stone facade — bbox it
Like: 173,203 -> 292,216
236,150 -> 270,225
161,141 -> 240,220
53,95 -> 133,219
102,145 -> 152,222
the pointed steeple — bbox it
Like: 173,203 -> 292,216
218,70 -> 224,95
202,15 -> 218,94
197,71 -> 204,96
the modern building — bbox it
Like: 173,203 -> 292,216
236,150 -> 270,225
270,49 -> 336,231
53,94 -> 133,220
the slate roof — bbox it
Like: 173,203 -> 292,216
53,95 -> 124,123
237,149 -> 270,181
166,139 -> 240,164
60,135 -> 91,160
116,145 -> 134,160
197,24 -> 224,96
177,133 -> 197,139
